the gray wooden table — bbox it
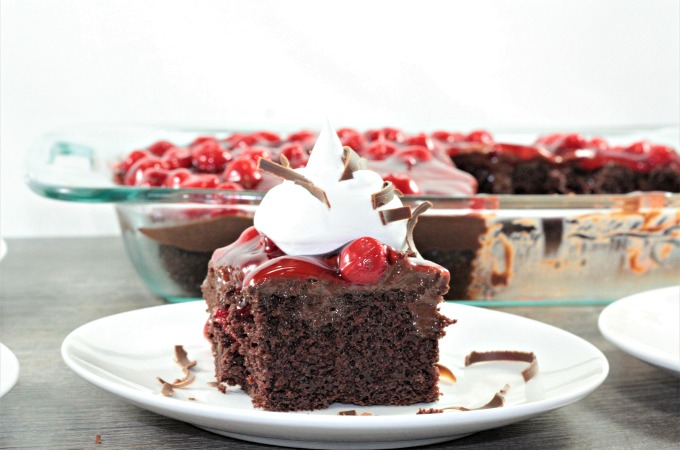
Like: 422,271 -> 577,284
1,237 -> 678,449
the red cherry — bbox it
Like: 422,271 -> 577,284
191,140 -> 232,173
557,134 -> 587,153
646,145 -> 677,168
224,133 -> 258,149
161,147 -> 192,170
147,140 -> 175,157
364,140 -> 398,160
238,226 -> 261,243
223,159 -> 262,189
216,182 -> 244,190
625,141 -> 651,155
139,168 -> 169,187
120,149 -> 151,173
432,131 -> 464,143
288,130 -> 316,143
403,133 -> 433,150
366,127 -> 403,142
587,137 -> 609,151
337,128 -> 364,151
465,130 -> 494,145
395,145 -> 432,166
252,131 -> 281,143
124,156 -> 163,185
239,146 -> 272,162
279,143 -> 308,168
382,173 -> 422,195
190,136 -> 217,147
179,174 -> 220,189
164,169 -> 193,188
338,237 -> 389,285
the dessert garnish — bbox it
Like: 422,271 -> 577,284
436,363 -> 457,383
465,350 -> 538,382
156,345 -> 197,397
253,119 -> 411,255
440,384 -> 510,412
416,408 -> 444,414
257,157 -> 330,208
337,410 -> 357,416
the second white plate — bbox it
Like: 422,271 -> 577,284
62,302 -> 608,449
599,285 -> 680,375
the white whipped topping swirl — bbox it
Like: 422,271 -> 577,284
253,120 -> 408,255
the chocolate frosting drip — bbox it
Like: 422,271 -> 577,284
257,157 -> 330,208
406,201 -> 432,256
465,350 -> 539,382
339,146 -> 366,181
379,206 -> 412,225
371,181 -> 400,209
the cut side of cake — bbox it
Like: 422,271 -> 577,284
203,228 -> 453,411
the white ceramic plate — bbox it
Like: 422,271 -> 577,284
0,238 -> 7,262
0,342 -> 20,398
599,285 -> 680,375
62,303 -> 608,449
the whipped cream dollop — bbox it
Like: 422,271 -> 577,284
253,120 -> 409,255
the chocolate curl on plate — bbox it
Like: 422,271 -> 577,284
371,181 -> 403,209
258,157 -> 330,208
339,146 -> 367,181
405,201 -> 432,256
441,384 -> 510,411
465,350 -> 539,382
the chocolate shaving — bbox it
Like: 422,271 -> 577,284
339,146 -> 366,181
405,201 -> 432,256
359,412 -> 374,416
465,350 -> 539,382
174,345 -> 197,371
157,345 -> 198,397
371,181 -> 401,209
416,408 -> 444,415
436,363 -> 457,383
379,206 -> 412,225
279,153 -> 291,168
441,384 -> 510,412
258,157 -> 330,208
95,434 -> 102,445
207,381 -> 219,387
337,410 -> 357,416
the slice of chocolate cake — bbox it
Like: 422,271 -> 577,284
202,121 -> 454,411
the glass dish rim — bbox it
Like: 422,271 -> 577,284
26,123 -> 680,209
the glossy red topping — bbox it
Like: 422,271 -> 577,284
210,226 -> 443,289
113,128 -> 678,192
338,237 -> 388,285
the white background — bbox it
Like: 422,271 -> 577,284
1,0 -> 679,238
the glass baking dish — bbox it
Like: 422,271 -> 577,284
26,125 -> 680,304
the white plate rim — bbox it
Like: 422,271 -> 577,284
0,342 -> 20,398
62,302 -> 609,447
599,285 -> 680,373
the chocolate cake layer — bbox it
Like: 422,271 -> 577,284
202,231 -> 453,411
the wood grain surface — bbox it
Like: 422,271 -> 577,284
1,238 -> 678,449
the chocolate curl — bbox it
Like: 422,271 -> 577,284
258,157 -> 330,208
405,201 -> 432,256
339,146 -> 366,181
279,153 -> 291,168
436,363 -> 457,383
157,345 -> 198,397
441,384 -> 510,411
378,206 -> 412,225
465,350 -> 539,382
371,181 -> 402,209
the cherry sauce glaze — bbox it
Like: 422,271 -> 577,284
113,127 -> 679,195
